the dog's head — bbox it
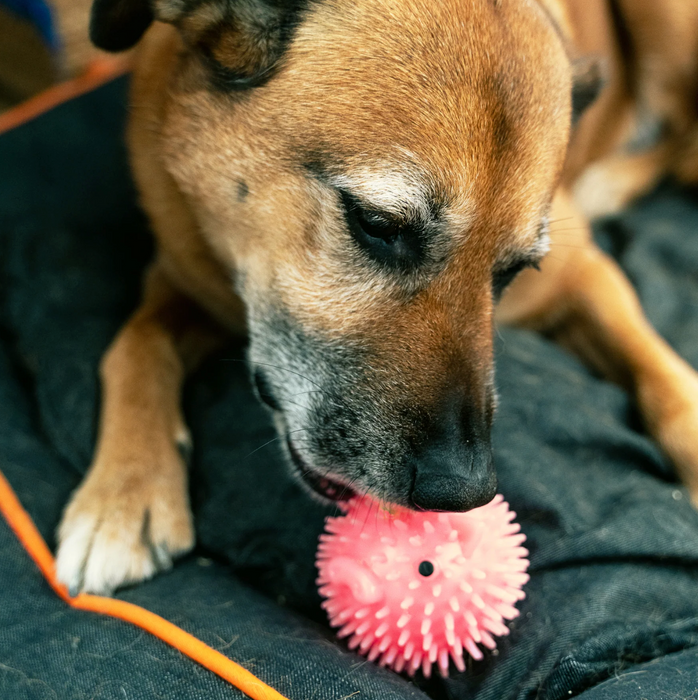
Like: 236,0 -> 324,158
94,0 -> 592,510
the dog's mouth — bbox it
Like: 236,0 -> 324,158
286,435 -> 356,502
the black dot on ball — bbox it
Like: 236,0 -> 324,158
418,560 -> 434,577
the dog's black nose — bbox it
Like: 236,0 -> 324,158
409,426 -> 497,512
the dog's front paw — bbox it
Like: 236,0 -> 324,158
56,456 -> 194,596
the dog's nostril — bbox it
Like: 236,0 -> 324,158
253,368 -> 282,412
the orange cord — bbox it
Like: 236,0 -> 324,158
0,469 -> 290,700
0,56 -> 132,135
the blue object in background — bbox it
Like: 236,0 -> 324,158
0,0 -> 58,50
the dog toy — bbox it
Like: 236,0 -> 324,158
316,494 -> 529,678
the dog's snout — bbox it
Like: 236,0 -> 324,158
409,398 -> 496,512
410,437 -> 496,512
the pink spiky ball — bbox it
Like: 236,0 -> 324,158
316,494 -> 529,678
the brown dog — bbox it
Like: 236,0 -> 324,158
56,0 -> 698,595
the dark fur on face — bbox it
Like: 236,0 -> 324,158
247,301 -> 497,509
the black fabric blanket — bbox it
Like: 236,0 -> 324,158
1,77 -> 698,700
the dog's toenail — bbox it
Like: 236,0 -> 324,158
177,440 -> 193,464
153,544 -> 172,570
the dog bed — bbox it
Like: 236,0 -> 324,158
1,76 -> 698,700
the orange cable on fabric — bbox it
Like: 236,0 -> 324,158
0,56 -> 132,135
0,469 -> 290,700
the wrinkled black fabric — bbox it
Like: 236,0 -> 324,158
0,77 -> 697,699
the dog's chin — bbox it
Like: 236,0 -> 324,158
285,436 -> 356,503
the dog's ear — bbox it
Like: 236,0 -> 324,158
90,0 -> 155,51
571,56 -> 606,124
182,0 -> 310,90
91,0 -> 309,88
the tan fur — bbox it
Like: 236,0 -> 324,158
57,0 -> 698,594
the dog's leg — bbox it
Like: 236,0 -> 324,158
498,189 -> 698,503
56,263 -> 226,595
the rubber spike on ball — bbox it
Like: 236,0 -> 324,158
316,494 -> 529,678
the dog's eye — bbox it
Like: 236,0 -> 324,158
492,258 -> 539,300
347,197 -> 401,242
340,190 -> 425,270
